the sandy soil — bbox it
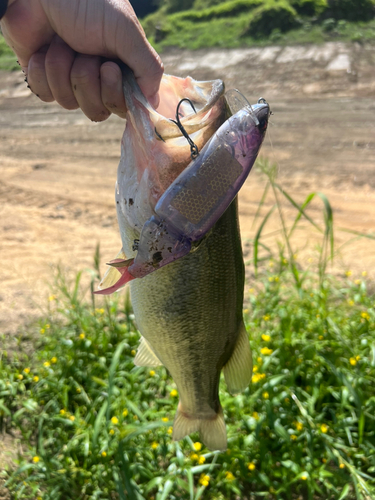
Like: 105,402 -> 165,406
1,41 -> 375,343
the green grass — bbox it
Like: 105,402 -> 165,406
1,161 -> 375,500
0,35 -> 19,71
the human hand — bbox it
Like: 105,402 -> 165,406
0,0 -> 163,120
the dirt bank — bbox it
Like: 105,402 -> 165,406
0,41 -> 375,342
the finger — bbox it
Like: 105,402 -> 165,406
45,35 -> 79,110
28,48 -> 54,102
70,54 -> 111,122
115,20 -> 164,108
100,62 -> 127,119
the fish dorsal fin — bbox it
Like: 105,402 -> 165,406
173,403 -> 227,451
223,322 -> 253,394
134,337 -> 163,367
99,248 -> 127,290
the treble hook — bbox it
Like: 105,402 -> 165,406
170,98 -> 199,160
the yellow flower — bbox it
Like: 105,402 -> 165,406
263,315 -> 270,321
355,279 -> 361,285
190,453 -> 199,461
249,288 -> 255,293
33,376 -> 39,382
40,328 -> 45,335
345,271 -> 352,277
260,347 -> 273,356
339,463 -> 345,469
283,258 -> 288,264
193,442 -> 202,451
248,462 -> 256,471
320,423 -> 328,433
95,308 -> 105,315
257,357 -> 262,364
69,415 -> 75,422
269,260 -> 274,267
319,335 -> 324,340
51,357 -> 57,364
261,334 -> 271,342
252,411 -> 259,420
170,389 -> 178,397
45,324 -> 50,329
162,417 -> 169,422
17,374 -> 23,380
268,277 -> 274,282
293,253 -> 298,260
252,374 -> 261,383
79,333 -> 85,339
149,370 -> 155,377
356,355 -> 360,361
23,368 -> 30,374
122,409 -> 128,417
37,496 -> 43,500
301,473 -> 308,480
111,416 -> 119,425
294,421 -> 303,432
101,451 -> 107,457
199,474 -> 210,487
48,295 -> 56,301
349,357 -> 357,366
348,300 -> 354,306
60,409 -> 66,415
253,365 -> 258,372
243,308 -> 249,313
361,311 -> 370,320
33,456 -> 40,463
131,349 -> 136,356
109,429 -> 115,435
291,434 -> 297,440
262,392 -> 269,399
362,271 -> 367,277
225,471 -> 235,481
151,442 -> 158,450
76,387 -> 81,393
43,361 -> 50,368
198,456 -> 206,464
167,427 -> 173,435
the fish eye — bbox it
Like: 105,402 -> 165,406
258,118 -> 268,131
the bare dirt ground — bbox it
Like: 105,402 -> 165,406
1,41 -> 375,342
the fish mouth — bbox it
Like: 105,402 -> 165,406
153,76 -> 226,140
122,67 -> 226,145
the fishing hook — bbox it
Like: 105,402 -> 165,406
170,98 -> 199,160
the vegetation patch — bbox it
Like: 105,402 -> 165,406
1,161 -> 375,500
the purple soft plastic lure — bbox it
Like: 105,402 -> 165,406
96,96 -> 270,295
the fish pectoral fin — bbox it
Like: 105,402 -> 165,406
223,322 -> 253,394
134,337 -> 163,367
173,404 -> 227,451
98,248 -> 127,290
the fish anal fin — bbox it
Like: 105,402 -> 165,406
223,322 -> 253,394
134,337 -> 163,367
173,403 -> 227,451
99,248 -> 127,290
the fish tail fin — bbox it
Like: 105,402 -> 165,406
199,406 -> 227,451
173,403 -> 227,451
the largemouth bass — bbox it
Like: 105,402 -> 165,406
99,69 -> 269,451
